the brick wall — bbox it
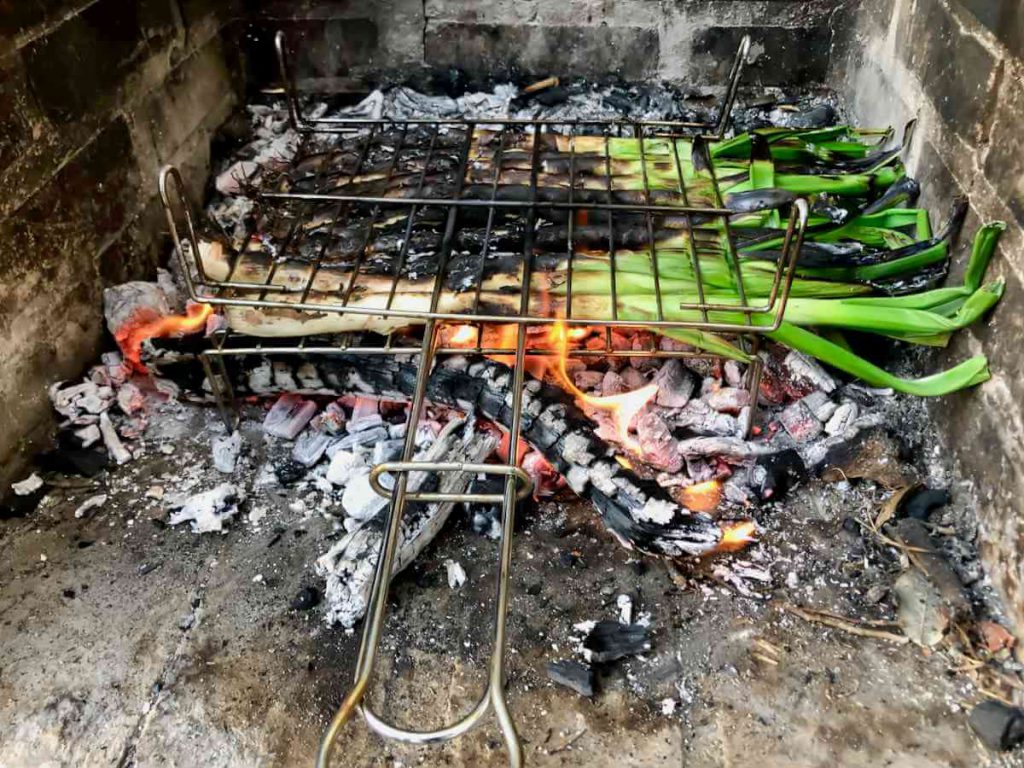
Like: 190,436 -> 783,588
246,0 -> 844,91
0,0 -> 242,489
832,0 -> 1024,634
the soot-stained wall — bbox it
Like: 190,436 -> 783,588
0,0 -> 243,489
833,0 -> 1024,634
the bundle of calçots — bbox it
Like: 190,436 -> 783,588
205,124 -> 1005,396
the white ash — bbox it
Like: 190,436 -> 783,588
635,498 -> 677,525
341,473 -> 390,521
12,473 -> 44,496
445,560 -> 467,589
325,450 -> 369,487
99,412 -> 132,465
74,424 -> 101,447
116,382 -> 145,416
317,420 -> 497,627
723,360 -> 745,388
617,594 -> 634,624
801,390 -> 836,423
565,465 -> 590,495
211,431 -> 243,473
73,493 -> 107,519
168,483 -> 246,533
561,432 -> 598,467
296,362 -> 327,391
271,361 -> 298,391
825,401 -> 860,436
783,350 -> 837,393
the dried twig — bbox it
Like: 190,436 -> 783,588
854,518 -> 931,553
780,603 -> 910,644
548,728 -> 587,754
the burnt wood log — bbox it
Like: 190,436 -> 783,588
315,418 -> 498,628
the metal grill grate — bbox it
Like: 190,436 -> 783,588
158,31 -> 808,768
164,121 -> 806,334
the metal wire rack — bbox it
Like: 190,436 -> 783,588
158,30 -> 809,768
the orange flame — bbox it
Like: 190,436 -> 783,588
117,302 -> 213,372
548,320 -> 658,453
680,479 -> 724,513
446,324 -> 479,346
716,521 -> 757,552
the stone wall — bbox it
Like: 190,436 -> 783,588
246,0 -> 843,90
0,0 -> 242,489
831,0 -> 1024,632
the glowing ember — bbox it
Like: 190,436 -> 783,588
716,521 -> 757,552
680,479 -> 724,513
117,302 -> 213,372
548,320 -> 658,453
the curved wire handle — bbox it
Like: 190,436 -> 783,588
368,462 -> 533,503
158,165 -> 208,300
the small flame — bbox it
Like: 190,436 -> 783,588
445,324 -> 479,347
117,302 -> 213,372
548,319 -> 658,453
680,479 -> 723,513
717,521 -> 757,552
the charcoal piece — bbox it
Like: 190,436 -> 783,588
38,432 -> 109,477
902,488 -> 951,520
583,620 -> 651,663
654,359 -> 694,408
219,353 -> 723,558
264,393 -> 316,439
1,486 -> 46,519
546,660 -> 594,697
756,449 -> 806,500
673,399 -> 737,437
372,439 -> 405,465
290,586 -> 321,611
969,701 -> 1024,751
292,429 -> 333,467
768,103 -> 837,130
464,476 -> 504,538
274,458 -> 308,485
333,426 -> 388,450
636,411 -> 682,473
779,399 -> 823,443
705,386 -> 751,414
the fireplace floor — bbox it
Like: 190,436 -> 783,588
1,404 -> 1020,767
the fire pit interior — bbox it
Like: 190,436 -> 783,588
2,1 -> 1023,766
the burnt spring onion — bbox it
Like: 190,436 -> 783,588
216,126 -> 1005,396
